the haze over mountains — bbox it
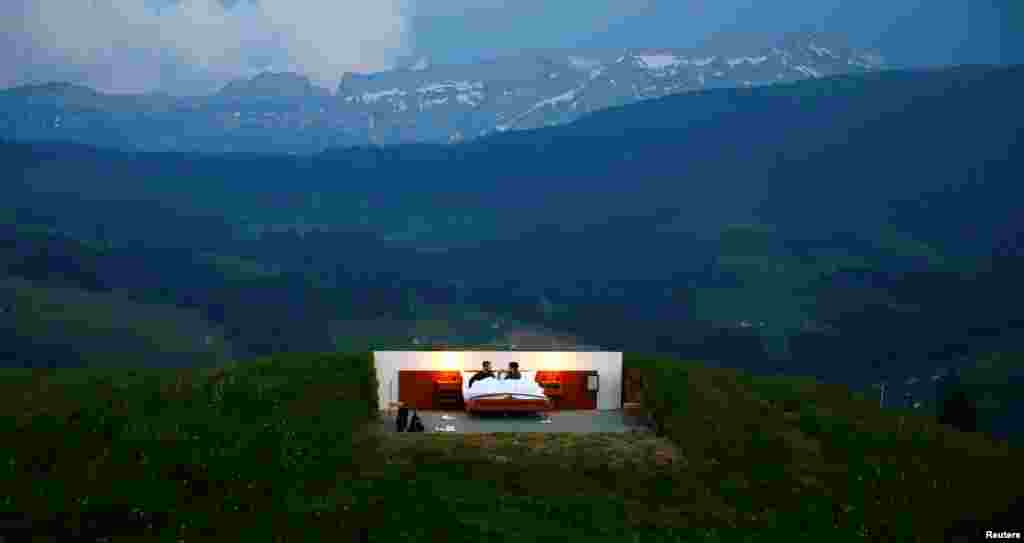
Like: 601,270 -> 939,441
4,63 -> 1021,378
2,27 -> 1022,438
0,32 -> 886,153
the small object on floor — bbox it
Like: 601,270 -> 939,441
395,406 -> 410,432
434,425 -> 457,433
440,415 -> 455,421
407,410 -> 425,433
538,418 -> 553,424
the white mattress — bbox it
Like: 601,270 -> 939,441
461,371 -> 546,400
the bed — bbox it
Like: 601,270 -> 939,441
461,371 -> 553,413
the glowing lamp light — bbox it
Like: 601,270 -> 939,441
432,351 -> 462,371
435,370 -> 460,383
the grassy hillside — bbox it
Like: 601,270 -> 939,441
0,276 -> 233,368
2,352 -> 1020,541
632,355 -> 1023,539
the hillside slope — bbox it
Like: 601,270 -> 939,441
1,352 -> 1019,541
6,64 -> 1019,254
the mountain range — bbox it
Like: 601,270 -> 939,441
0,32 -> 885,153
3,59 -> 1024,442
4,63 -> 1021,370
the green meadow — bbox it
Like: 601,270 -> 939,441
1,352 -> 1019,541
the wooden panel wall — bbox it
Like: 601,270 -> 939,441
622,367 -> 645,405
553,371 -> 597,410
398,371 -> 449,410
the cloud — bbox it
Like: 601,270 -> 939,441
408,0 -> 653,17
2,0 -> 412,94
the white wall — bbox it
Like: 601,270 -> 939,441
373,351 -> 623,410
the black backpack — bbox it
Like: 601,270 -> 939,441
407,410 -> 425,433
395,406 -> 410,432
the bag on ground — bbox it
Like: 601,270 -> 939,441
408,410 -> 425,432
395,406 -> 410,432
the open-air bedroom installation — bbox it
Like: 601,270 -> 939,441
373,348 -> 623,413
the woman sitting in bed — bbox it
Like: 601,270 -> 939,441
503,361 -> 522,380
467,360 -> 496,388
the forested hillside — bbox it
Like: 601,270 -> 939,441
2,63 -> 1022,438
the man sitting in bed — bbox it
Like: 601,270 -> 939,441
503,361 -> 522,380
467,360 -> 496,388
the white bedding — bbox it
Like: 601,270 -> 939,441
462,371 -> 546,400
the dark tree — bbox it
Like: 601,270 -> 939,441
939,387 -> 977,433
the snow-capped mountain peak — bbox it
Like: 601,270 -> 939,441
1,33 -> 888,153
410,57 -> 431,71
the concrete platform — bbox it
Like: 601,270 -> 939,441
380,409 -> 654,434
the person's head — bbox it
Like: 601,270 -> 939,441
482,361 -> 491,371
509,362 -> 519,371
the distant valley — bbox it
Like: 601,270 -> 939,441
2,62 -> 1023,439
